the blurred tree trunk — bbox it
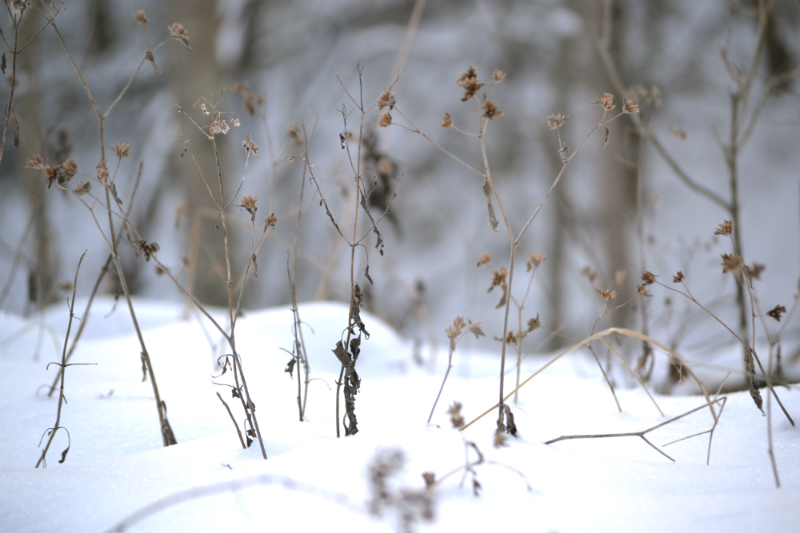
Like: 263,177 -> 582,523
169,0 -> 230,307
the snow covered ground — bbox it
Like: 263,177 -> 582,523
1,297 -> 798,533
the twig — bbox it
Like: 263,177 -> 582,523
546,396 -> 728,463
216,392 -> 245,449
35,250 -> 86,468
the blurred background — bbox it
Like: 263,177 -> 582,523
1,0 -> 799,389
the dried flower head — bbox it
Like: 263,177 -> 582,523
671,127 -> 687,141
673,271 -> 685,283
714,220 -> 733,236
73,181 -> 91,196
378,112 -> 392,128
242,134 -> 258,154
527,314 -> 540,332
477,252 -> 492,267
377,91 -> 395,110
445,316 -> 466,340
592,93 -> 615,110
113,142 -> 131,158
767,304 -> 786,322
11,0 -> 30,13
133,10 -> 148,24
169,22 -> 191,48
209,118 -> 230,136
43,165 -> 60,189
422,472 -> 436,489
446,401 -> 464,429
580,266 -> 597,283
60,159 -> 78,182
527,253 -> 545,271
137,240 -> 159,261
637,283 -> 651,296
456,67 -> 485,102
721,253 -> 743,275
745,262 -> 764,280
489,266 -> 508,290
641,271 -> 658,285
482,99 -> 502,120
265,213 -> 277,228
240,194 -> 258,219
623,99 -> 639,114
26,154 -> 44,169
547,113 -> 569,130
96,158 -> 109,183
232,118 -> 240,128
441,112 -> 452,129
492,69 -> 506,83
600,289 -> 616,301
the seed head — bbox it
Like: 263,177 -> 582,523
133,10 -> 148,24
169,22 -> 191,48
527,252 -> 545,271
209,118 -> 230,136
73,181 -> 91,196
637,283 -> 651,296
580,266 -> 597,283
242,134 -> 258,154
767,304 -> 786,322
265,214 -> 277,228
492,69 -> 506,83
721,253 -> 743,275
60,159 -> 78,182
96,158 -> 109,184
377,91 -> 395,110
422,472 -> 436,489
714,220 -> 733,236
477,251 -> 492,267
745,262 -> 764,280
456,67 -> 485,102
482,99 -> 502,120
489,266 -> 508,290
240,194 -> 258,219
672,271 -> 685,283
26,154 -> 44,169
113,142 -> 131,158
447,401 -> 464,429
641,271 -> 657,285
592,93 -> 615,110
623,99 -> 639,114
527,314 -> 540,332
378,112 -> 392,128
441,112 -> 452,129
547,113 -> 569,130
445,316 -> 466,340
600,289 -> 616,301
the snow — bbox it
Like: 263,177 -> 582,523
1,298 -> 798,533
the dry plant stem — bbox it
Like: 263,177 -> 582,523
35,250 -> 85,468
546,396 -> 727,463
216,392 -> 245,449
41,9 -> 176,446
658,280 -> 793,427
209,135 -> 267,459
462,327 -> 715,432
427,335 -> 460,424
47,162 -> 145,397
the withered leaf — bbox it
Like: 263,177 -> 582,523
333,340 -> 350,366
284,357 -> 296,378
482,180 -> 499,232
603,125 -> 610,149
59,444 -> 70,464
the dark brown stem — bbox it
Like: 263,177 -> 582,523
35,250 -> 86,468
216,392 -> 245,449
